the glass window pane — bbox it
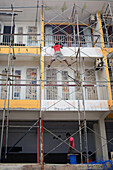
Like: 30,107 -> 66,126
62,71 -> 69,100
46,69 -> 57,100
26,68 -> 37,100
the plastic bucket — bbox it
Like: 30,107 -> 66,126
70,155 -> 76,164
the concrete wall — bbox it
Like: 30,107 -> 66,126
93,14 -> 101,48
105,121 -> 113,157
0,121 -> 96,154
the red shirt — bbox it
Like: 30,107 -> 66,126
52,45 -> 62,52
69,137 -> 75,149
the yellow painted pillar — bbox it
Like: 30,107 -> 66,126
97,12 -> 112,108
92,28 -> 95,47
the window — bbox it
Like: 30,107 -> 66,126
28,26 -> 37,46
85,69 -> 98,100
45,25 -> 73,47
79,27 -> 86,47
13,70 -> 21,100
3,26 -> 14,45
26,68 -> 37,100
46,69 -> 57,100
109,69 -> 113,99
17,27 -> 23,44
74,70 -> 82,100
45,26 -> 53,47
1,69 -> 7,99
52,25 -> 67,46
62,71 -> 69,100
108,26 -> 113,48
79,26 -> 92,47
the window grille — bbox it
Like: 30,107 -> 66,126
17,27 -> 23,44
13,70 -> 21,100
74,70 -> 82,100
1,69 -> 7,99
27,26 -> 37,46
85,69 -> 98,100
26,68 -> 37,100
46,69 -> 57,100
62,71 -> 69,100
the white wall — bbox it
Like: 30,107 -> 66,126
93,14 -> 101,48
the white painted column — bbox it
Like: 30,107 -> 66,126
93,122 -> 102,160
99,118 -> 108,160
57,67 -> 62,100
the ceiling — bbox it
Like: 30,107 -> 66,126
0,0 -> 112,24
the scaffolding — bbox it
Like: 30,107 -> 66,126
0,0 -> 113,168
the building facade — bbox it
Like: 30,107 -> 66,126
0,0 -> 113,164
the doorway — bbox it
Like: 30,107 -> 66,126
3,26 -> 14,45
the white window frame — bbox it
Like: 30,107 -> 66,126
45,68 -> 58,100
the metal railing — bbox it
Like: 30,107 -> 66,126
0,82 -> 109,100
0,33 -> 41,47
45,84 -> 108,100
44,34 -> 101,47
0,84 -> 40,100
0,33 -> 102,47
0,33 -> 113,48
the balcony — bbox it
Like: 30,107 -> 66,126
0,79 -> 109,110
0,33 -> 101,48
0,33 -> 112,57
0,33 -> 40,55
44,34 -> 101,47
0,79 -> 109,100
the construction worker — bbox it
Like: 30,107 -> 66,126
66,132 -> 75,154
48,42 -> 71,68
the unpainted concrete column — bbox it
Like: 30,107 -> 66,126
93,122 -> 102,160
99,118 -> 108,160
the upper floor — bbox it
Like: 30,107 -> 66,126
0,57 -> 110,101
0,20 -> 112,49
0,0 -> 113,112
0,0 -> 112,51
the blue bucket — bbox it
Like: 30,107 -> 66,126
70,155 -> 76,164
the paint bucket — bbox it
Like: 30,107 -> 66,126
70,155 -> 76,164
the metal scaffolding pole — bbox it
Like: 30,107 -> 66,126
0,4 -> 14,160
40,1 -> 44,169
78,98 -> 83,163
76,6 -> 80,66
82,58 -> 89,163
72,4 -> 83,163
